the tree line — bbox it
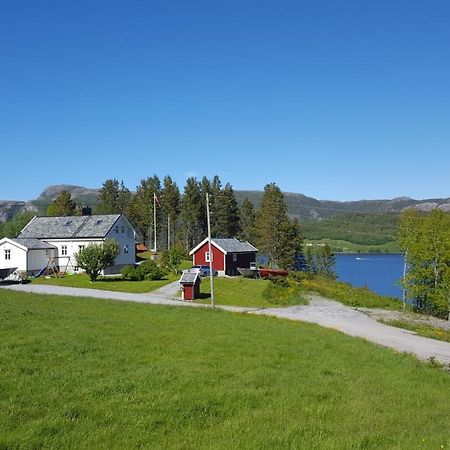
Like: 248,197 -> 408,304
1,175 -> 337,274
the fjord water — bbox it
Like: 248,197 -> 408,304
335,253 -> 404,299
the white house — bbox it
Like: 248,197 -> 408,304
0,214 -> 136,276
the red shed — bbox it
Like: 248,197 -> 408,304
179,270 -> 201,301
189,238 -> 258,276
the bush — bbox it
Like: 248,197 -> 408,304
137,260 -> 167,281
121,265 -> 143,281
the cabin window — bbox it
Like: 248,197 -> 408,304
124,244 -> 129,254
205,251 -> 212,262
115,226 -> 119,233
4,249 -> 11,260
61,245 -> 67,256
232,253 -> 237,262
121,225 -> 125,233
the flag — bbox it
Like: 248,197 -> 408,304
154,192 -> 161,208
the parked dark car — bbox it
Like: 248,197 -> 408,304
191,265 -> 218,277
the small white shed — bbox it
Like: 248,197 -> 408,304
0,238 -> 57,275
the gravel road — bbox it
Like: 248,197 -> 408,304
2,283 -> 450,364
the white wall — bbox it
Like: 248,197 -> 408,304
105,215 -> 136,267
0,240 -> 27,271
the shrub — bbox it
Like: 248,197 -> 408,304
121,265 -> 143,281
136,259 -> 167,281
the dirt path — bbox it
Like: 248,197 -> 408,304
2,283 -> 450,365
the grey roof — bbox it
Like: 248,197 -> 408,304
18,214 -> 121,239
213,238 -> 258,253
179,271 -> 201,284
11,238 -> 57,250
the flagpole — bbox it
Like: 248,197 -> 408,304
153,193 -> 157,253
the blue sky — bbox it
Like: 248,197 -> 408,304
1,1 -> 449,201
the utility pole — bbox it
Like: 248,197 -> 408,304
153,193 -> 157,253
206,193 -> 215,308
402,250 -> 407,310
167,214 -> 171,250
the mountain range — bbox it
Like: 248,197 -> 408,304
1,184 -> 450,223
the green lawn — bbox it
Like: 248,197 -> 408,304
32,260 -> 193,293
32,273 -> 178,293
198,277 -> 307,308
1,290 -> 449,449
381,319 -> 450,343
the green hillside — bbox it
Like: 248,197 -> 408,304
301,213 -> 400,246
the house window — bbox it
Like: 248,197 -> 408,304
4,249 -> 11,260
205,251 -> 212,262
74,266 -> 79,272
61,245 -> 67,256
78,245 -> 85,251
124,244 -> 129,254
46,250 -> 50,257
121,226 -> 125,233
232,253 -> 237,262
115,226 -> 119,233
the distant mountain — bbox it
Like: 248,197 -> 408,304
234,191 -> 450,219
1,184 -> 450,223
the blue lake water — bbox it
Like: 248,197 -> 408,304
335,253 -> 405,299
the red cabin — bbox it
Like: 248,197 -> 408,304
189,238 -> 258,276
179,271 -> 201,301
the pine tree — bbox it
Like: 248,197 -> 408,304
180,177 -> 203,250
126,176 -> 161,247
305,245 -> 316,274
239,198 -> 256,243
255,183 -> 288,267
316,242 -> 336,279
98,179 -> 132,214
47,191 -> 77,216
214,183 -> 240,237
277,218 -> 305,270
161,175 -> 181,248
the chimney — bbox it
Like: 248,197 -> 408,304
82,206 -> 92,216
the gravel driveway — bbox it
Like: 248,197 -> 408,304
2,283 -> 450,365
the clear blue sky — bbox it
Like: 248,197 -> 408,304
1,1 -> 449,201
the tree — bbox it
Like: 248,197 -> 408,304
255,183 -> 288,267
214,183 -> 240,237
180,177 -> 203,251
47,191 -> 77,216
97,179 -> 132,214
161,176 -> 181,249
399,209 -> 450,318
277,218 -> 305,270
126,176 -> 161,248
316,242 -> 336,279
75,239 -> 120,282
239,198 -> 256,243
1,211 -> 36,238
305,245 -> 316,274
160,246 -> 183,274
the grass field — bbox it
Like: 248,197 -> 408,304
297,275 -> 404,310
381,319 -> 450,343
32,260 -> 193,293
198,277 -> 308,308
1,290 -> 449,449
